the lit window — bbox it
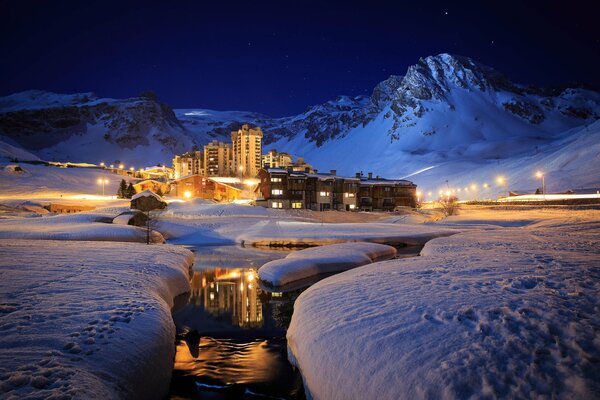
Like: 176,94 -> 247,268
319,191 -> 330,197
272,189 -> 283,195
271,177 -> 282,182
344,192 -> 355,198
271,202 -> 283,209
349,204 -> 356,210
292,202 -> 302,209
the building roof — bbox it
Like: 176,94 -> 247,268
261,168 -> 415,186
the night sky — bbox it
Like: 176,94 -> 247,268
1,0 -> 599,117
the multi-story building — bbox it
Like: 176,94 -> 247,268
232,124 -> 263,178
292,156 -> 314,173
257,169 -> 417,211
203,140 -> 232,177
172,151 -> 204,179
262,149 -> 293,169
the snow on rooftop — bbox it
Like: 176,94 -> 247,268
131,189 -> 165,202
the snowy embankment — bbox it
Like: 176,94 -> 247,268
0,211 -> 164,243
157,200 -> 454,247
0,239 -> 194,399
287,215 -> 600,399
238,220 -> 454,247
258,242 -> 397,287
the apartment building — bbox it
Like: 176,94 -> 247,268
262,149 -> 293,169
203,140 -> 233,177
257,169 -> 417,211
172,151 -> 204,179
232,124 -> 263,178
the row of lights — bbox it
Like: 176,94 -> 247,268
99,162 -> 136,172
417,171 -> 546,201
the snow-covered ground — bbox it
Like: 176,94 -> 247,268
287,209 -> 600,399
155,200 -> 455,247
0,239 -> 194,399
0,162 -> 131,200
0,210 -> 164,243
258,242 -> 397,287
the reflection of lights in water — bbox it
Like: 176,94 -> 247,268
188,268 -> 263,328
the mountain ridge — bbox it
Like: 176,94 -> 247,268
1,53 -> 599,195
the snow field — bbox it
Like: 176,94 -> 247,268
0,211 -> 165,243
258,242 -> 397,287
0,239 -> 194,399
287,215 -> 600,399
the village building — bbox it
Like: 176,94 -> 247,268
232,124 -> 263,178
139,165 -> 173,180
257,169 -> 417,211
262,149 -> 293,169
132,179 -> 170,196
171,175 -> 242,203
292,156 -> 314,173
172,151 -> 204,179
203,140 -> 233,177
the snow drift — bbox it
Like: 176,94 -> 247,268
0,239 -> 194,399
287,212 -> 600,399
258,242 -> 397,287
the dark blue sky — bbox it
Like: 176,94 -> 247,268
1,0 -> 598,116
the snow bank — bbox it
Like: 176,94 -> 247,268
0,213 -> 164,243
258,242 -> 397,287
0,239 -> 194,399
287,217 -> 600,399
239,220 -> 454,247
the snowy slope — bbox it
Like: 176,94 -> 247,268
0,90 -> 193,166
265,55 -> 600,196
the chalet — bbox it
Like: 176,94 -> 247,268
133,179 -> 170,195
257,169 -> 417,211
171,175 -> 242,202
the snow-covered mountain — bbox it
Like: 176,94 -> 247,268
1,54 -> 599,196
0,90 -> 193,166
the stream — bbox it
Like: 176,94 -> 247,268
167,244 -> 422,399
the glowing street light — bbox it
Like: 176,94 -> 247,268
536,171 -> 545,198
416,191 -> 422,202
496,176 -> 507,198
129,166 -> 134,171
119,164 -> 124,170
183,191 -> 192,199
97,178 -> 109,196
99,162 -> 105,167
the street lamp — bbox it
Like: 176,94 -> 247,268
239,165 -> 244,179
97,178 -> 109,196
536,171 -> 545,198
470,184 -> 478,201
416,191 -> 422,203
496,176 -> 507,198
99,162 -> 105,167
119,164 -> 124,170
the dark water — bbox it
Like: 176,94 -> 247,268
168,244 -> 423,399
168,245 -> 305,400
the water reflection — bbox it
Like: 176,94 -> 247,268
170,246 -> 304,400
189,269 -> 263,329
